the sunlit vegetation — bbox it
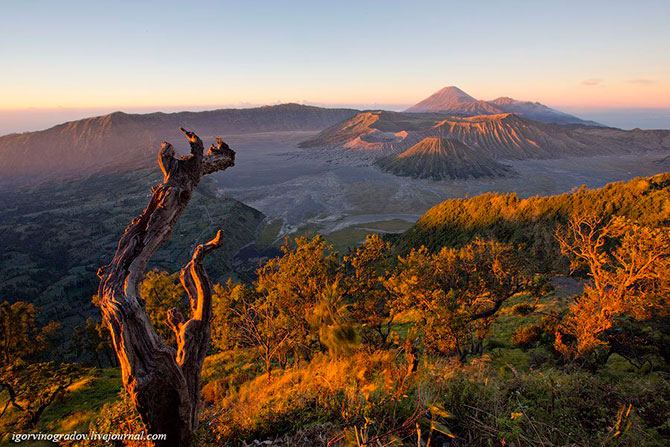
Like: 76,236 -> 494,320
2,174 -> 669,445
554,213 -> 670,365
395,174 -> 670,271
0,301 -> 84,430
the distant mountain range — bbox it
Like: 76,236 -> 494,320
301,110 -> 670,179
2,91 -> 669,185
0,104 -> 358,184
376,137 -> 512,180
406,86 -> 601,126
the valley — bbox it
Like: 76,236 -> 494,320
2,96 -> 669,332
211,130 -> 669,251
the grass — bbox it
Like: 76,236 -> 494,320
0,369 -> 122,446
3,281 -> 668,446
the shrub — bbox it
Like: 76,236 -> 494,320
511,302 -> 535,316
512,324 -> 544,349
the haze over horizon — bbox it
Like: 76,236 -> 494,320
1,0 -> 669,133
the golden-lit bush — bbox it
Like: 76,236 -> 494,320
555,214 -> 670,360
511,324 -> 544,349
385,239 -> 535,359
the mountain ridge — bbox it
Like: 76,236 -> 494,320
0,104 -> 359,185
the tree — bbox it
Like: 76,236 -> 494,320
0,301 -> 58,366
255,235 -> 339,358
0,301 -> 75,427
96,128 -> 235,446
0,361 -> 81,428
210,282 -> 237,352
72,317 -> 117,367
343,234 -> 394,347
140,269 -> 187,344
555,213 -> 670,360
212,238 -> 354,378
227,282 -> 295,380
385,240 -> 531,360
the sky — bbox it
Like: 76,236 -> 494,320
1,0 -> 669,134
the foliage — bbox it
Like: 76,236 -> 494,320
0,300 -> 59,366
256,235 -> 340,358
395,173 -> 670,272
139,269 -> 187,344
6,173 -> 670,445
0,361 -> 82,428
205,349 -> 419,443
511,302 -> 536,316
555,213 -> 670,360
307,281 -> 358,357
0,300 -> 86,430
342,234 -> 395,347
87,391 -> 150,447
223,280 -> 295,380
385,239 -> 535,359
511,324 -> 545,349
72,317 -> 116,367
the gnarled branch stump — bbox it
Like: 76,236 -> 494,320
97,128 -> 235,446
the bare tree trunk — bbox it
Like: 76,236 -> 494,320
97,129 -> 235,446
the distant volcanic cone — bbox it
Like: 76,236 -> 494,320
376,136 -> 513,180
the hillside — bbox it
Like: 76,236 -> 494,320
0,104 -> 358,184
3,173 -> 670,446
405,85 -> 600,125
0,168 -> 264,332
6,173 -> 669,446
300,110 -> 670,161
393,172 -> 670,270
376,136 -> 512,180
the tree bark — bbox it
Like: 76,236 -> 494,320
97,128 -> 235,446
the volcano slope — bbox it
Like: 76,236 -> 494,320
376,136 -> 513,180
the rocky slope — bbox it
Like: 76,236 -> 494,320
376,137 -> 512,180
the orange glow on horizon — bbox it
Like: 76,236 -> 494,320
1,79 -> 668,112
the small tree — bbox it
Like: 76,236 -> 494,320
140,269 -> 187,344
0,361 -> 81,428
228,282 -> 295,380
0,300 -> 78,428
255,235 -> 339,358
386,240 -> 531,360
210,282 -> 237,352
555,213 -> 670,360
0,301 -> 58,366
343,234 -> 394,348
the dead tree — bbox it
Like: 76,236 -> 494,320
97,128 -> 235,446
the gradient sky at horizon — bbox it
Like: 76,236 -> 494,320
1,0 -> 669,132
